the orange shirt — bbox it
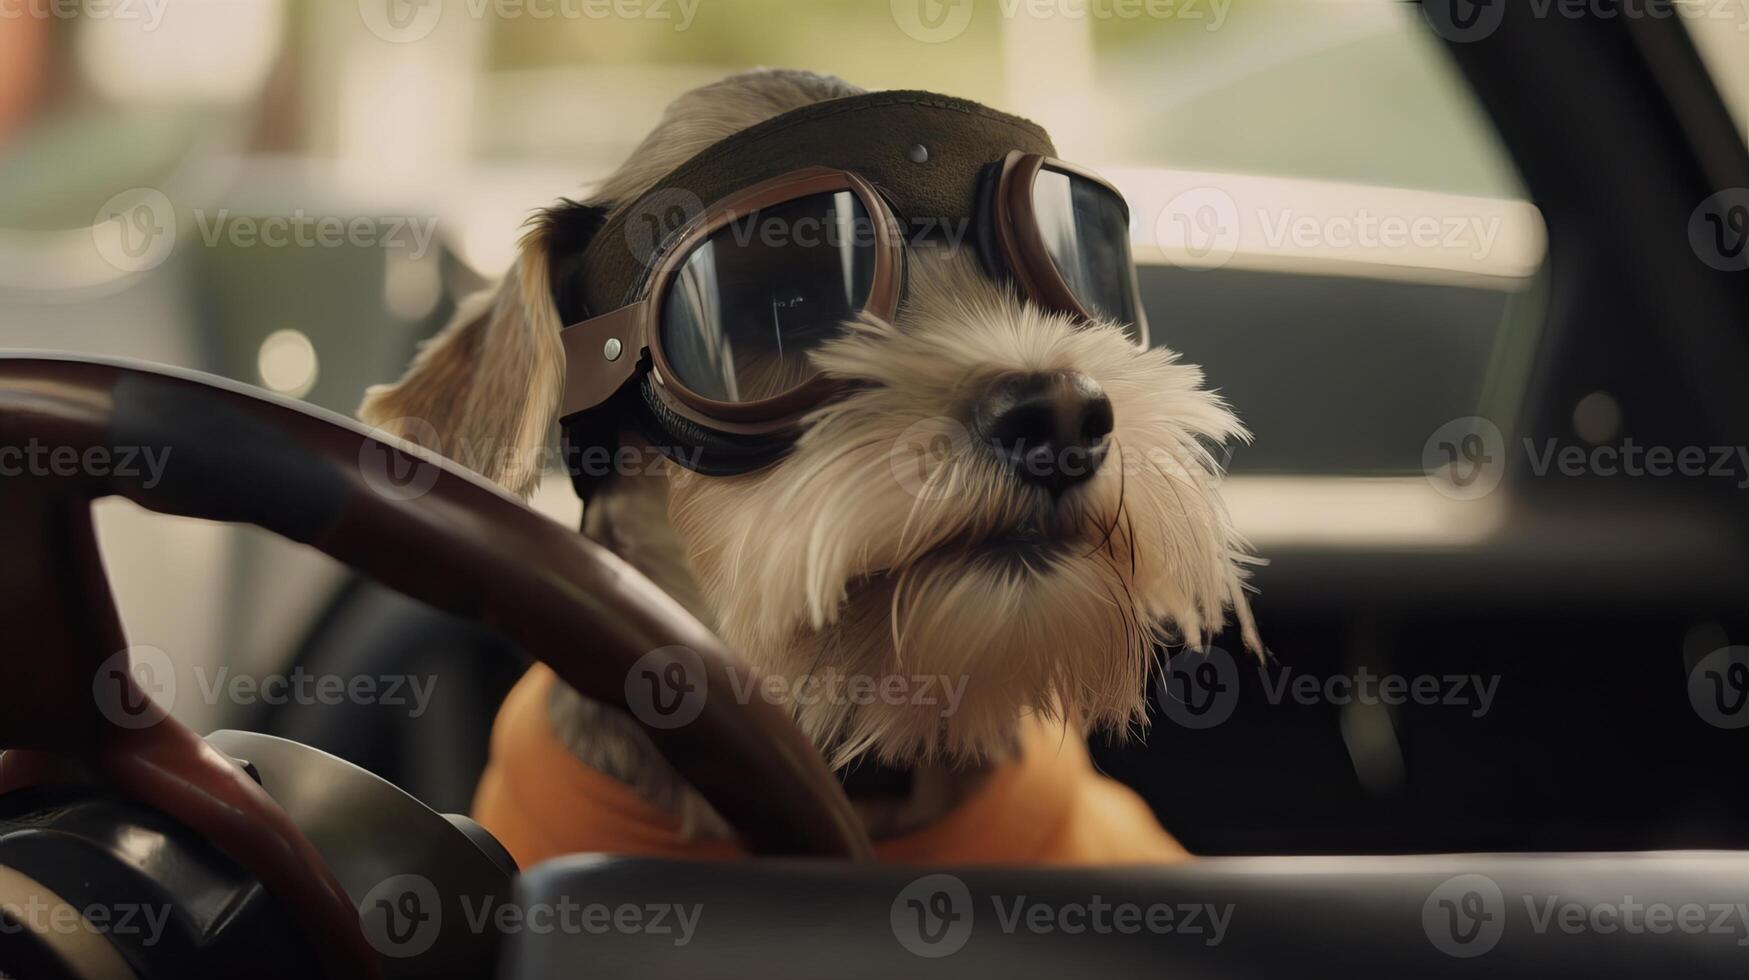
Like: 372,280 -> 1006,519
474,665 -> 1190,867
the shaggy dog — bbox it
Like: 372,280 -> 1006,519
360,68 -> 1257,851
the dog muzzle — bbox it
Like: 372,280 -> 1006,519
557,90 -> 1146,480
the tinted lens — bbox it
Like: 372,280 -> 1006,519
659,191 -> 877,404
1031,167 -> 1145,344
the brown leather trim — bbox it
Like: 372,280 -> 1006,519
993,151 -> 1151,347
559,302 -> 640,421
579,90 -> 1055,320
562,151 -> 1150,434
561,168 -> 902,434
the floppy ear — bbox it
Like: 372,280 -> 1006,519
358,229 -> 569,498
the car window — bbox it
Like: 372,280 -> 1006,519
1684,6 -> 1749,140
480,0 -> 1549,485
1085,4 -> 1546,482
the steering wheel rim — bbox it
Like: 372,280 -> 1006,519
0,353 -> 872,978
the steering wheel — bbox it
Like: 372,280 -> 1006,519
0,354 -> 870,979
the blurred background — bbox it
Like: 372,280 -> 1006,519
2,0 -> 1747,852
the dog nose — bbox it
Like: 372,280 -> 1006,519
976,371 -> 1114,495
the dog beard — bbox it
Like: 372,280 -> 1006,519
667,253 -> 1257,771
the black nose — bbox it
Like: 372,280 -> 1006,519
975,371 -> 1114,495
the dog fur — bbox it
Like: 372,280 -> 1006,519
360,68 -> 1257,840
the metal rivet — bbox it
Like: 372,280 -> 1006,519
603,338 -> 623,361
907,143 -> 929,164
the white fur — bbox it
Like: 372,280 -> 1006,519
668,252 -> 1257,768
360,68 -> 1258,837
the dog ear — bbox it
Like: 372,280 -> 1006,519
358,204 -> 607,498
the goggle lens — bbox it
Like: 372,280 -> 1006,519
1030,166 -> 1145,345
658,191 -> 877,404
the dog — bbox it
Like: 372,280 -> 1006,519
360,69 -> 1257,863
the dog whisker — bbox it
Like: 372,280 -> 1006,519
1122,497 -> 1139,580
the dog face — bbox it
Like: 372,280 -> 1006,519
361,70 -> 1256,772
667,247 -> 1256,768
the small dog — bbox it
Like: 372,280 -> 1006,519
361,69 -> 1256,855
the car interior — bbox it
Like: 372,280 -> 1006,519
2,2 -> 1748,978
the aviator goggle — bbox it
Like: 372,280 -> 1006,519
557,92 -> 1147,479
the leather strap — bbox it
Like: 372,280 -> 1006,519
580,90 -> 1056,316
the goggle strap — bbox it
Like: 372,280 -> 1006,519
559,303 -> 641,422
